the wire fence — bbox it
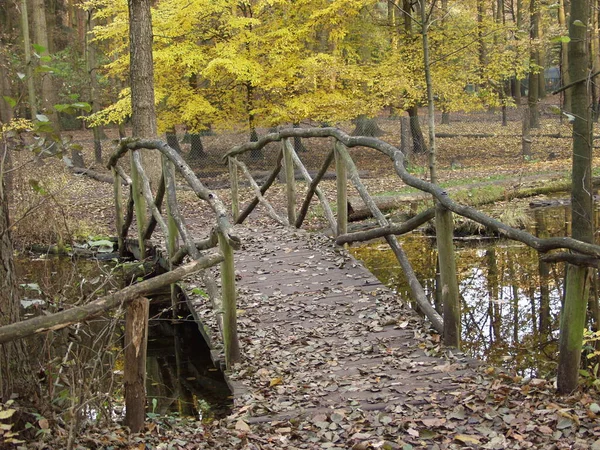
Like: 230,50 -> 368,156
70,102 -> 573,185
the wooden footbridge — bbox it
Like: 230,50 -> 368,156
4,127 -> 599,433
99,127 -> 600,426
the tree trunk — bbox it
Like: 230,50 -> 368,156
0,40 -> 12,123
129,0 -> 157,139
352,115 -> 385,137
0,144 -> 29,401
85,9 -> 103,164
20,0 -> 37,119
249,127 -> 262,159
188,134 -> 207,159
32,0 -> 59,130
513,0 -> 524,104
591,0 -> 600,120
528,0 -> 540,128
557,0 -> 594,394
125,0 -> 157,419
165,127 -> 182,153
407,106 -> 427,154
559,0 -> 572,113
293,123 -> 307,152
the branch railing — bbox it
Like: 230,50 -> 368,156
224,127 -> 600,345
107,138 -> 241,369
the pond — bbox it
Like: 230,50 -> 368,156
350,204 -> 589,378
16,252 -> 231,422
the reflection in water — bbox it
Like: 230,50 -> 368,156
351,205 -> 580,377
147,296 -> 232,420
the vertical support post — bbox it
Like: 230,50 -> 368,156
124,297 -> 149,433
112,167 -> 124,254
435,202 -> 460,348
334,141 -> 348,237
228,157 -> 239,222
218,232 -> 240,369
282,139 -> 296,226
130,151 -> 146,259
162,156 -> 179,317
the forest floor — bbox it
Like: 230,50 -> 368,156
7,113 -> 600,449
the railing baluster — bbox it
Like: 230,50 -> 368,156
435,203 -> 461,347
112,167 -> 124,255
219,231 -> 240,369
228,156 -> 239,222
334,141 -> 348,237
130,150 -> 146,259
295,148 -> 335,230
283,138 -> 296,226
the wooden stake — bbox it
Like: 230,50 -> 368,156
219,232 -> 240,369
124,297 -> 149,433
435,202 -> 461,348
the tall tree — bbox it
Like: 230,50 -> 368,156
528,0 -> 541,128
0,128 -> 31,401
558,0 -> 571,113
31,0 -> 60,129
125,0 -> 157,432
20,0 -> 37,119
557,0 -> 594,394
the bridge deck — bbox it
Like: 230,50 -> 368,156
188,224 -> 479,422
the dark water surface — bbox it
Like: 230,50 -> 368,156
16,253 -> 231,420
350,204 -> 581,377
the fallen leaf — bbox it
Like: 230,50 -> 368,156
235,420 -> 250,432
455,434 -> 481,445
0,409 -> 15,420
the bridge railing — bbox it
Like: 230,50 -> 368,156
107,139 -> 241,370
224,127 -> 600,347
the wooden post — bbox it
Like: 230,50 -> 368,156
130,151 -> 146,259
435,202 -> 461,348
218,232 -> 240,369
124,297 -> 149,433
334,141 -> 348,237
228,157 -> 239,222
283,139 -> 296,226
112,167 -> 124,254
162,156 -> 179,317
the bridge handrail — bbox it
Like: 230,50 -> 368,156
225,127 -> 600,260
225,126 -> 600,344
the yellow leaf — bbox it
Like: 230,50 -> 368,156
0,409 -> 16,420
455,434 -> 481,445
269,377 -> 283,387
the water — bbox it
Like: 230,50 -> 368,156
350,204 -> 578,377
15,253 -> 231,421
